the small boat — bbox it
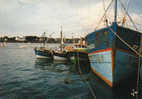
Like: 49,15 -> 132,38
68,49 -> 89,64
67,38 -> 89,64
53,50 -> 67,61
34,47 -> 53,59
66,39 -> 90,73
34,32 -> 53,59
53,26 -> 68,61
86,0 -> 142,87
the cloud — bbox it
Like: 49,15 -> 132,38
130,13 -> 142,22
77,0 -> 142,33
77,0 -> 120,32
18,0 -> 40,5
0,0 -> 141,37
124,13 -> 142,31
77,2 -> 106,32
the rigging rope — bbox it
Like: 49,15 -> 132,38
119,0 -> 138,30
77,52 -> 97,99
92,0 -> 141,98
102,0 -> 107,25
102,0 -> 106,12
126,0 -> 130,12
116,2 -> 142,97
94,0 -> 113,31
134,22 -> 142,26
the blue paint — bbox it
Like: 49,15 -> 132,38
89,50 -> 113,82
86,23 -> 141,87
34,47 -> 53,58
116,26 -> 141,50
113,50 -> 138,83
87,24 -> 116,53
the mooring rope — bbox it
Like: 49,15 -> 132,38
108,27 -> 141,99
76,52 -> 97,99
109,28 -> 142,58
117,2 -> 142,98
91,0 -> 141,98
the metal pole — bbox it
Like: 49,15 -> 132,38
43,32 -> 46,47
114,0 -> 117,23
60,26 -> 63,52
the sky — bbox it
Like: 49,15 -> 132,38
0,0 -> 142,38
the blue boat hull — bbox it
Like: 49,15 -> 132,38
34,47 -> 53,59
87,23 -> 141,87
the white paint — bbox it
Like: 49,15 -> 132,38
36,55 -> 50,59
53,55 -> 67,61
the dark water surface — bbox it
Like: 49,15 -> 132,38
0,43 -> 89,99
0,43 -> 142,99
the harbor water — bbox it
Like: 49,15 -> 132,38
0,43 -> 142,99
0,43 -> 89,99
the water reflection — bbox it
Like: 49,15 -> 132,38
34,58 -> 91,99
34,59 -> 70,73
35,58 -> 53,66
34,58 -> 141,99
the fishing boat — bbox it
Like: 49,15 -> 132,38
53,50 -> 67,61
34,32 -> 53,59
34,47 -> 53,59
86,0 -> 142,87
66,42 -> 90,73
67,38 -> 89,64
53,26 -> 68,61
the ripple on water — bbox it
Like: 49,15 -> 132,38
0,44 -> 91,99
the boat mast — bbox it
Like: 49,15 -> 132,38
43,32 -> 46,47
60,26 -> 64,52
114,0 -> 117,24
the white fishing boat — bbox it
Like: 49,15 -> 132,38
53,26 -> 68,61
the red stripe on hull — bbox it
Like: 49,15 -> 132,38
88,48 -> 112,55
